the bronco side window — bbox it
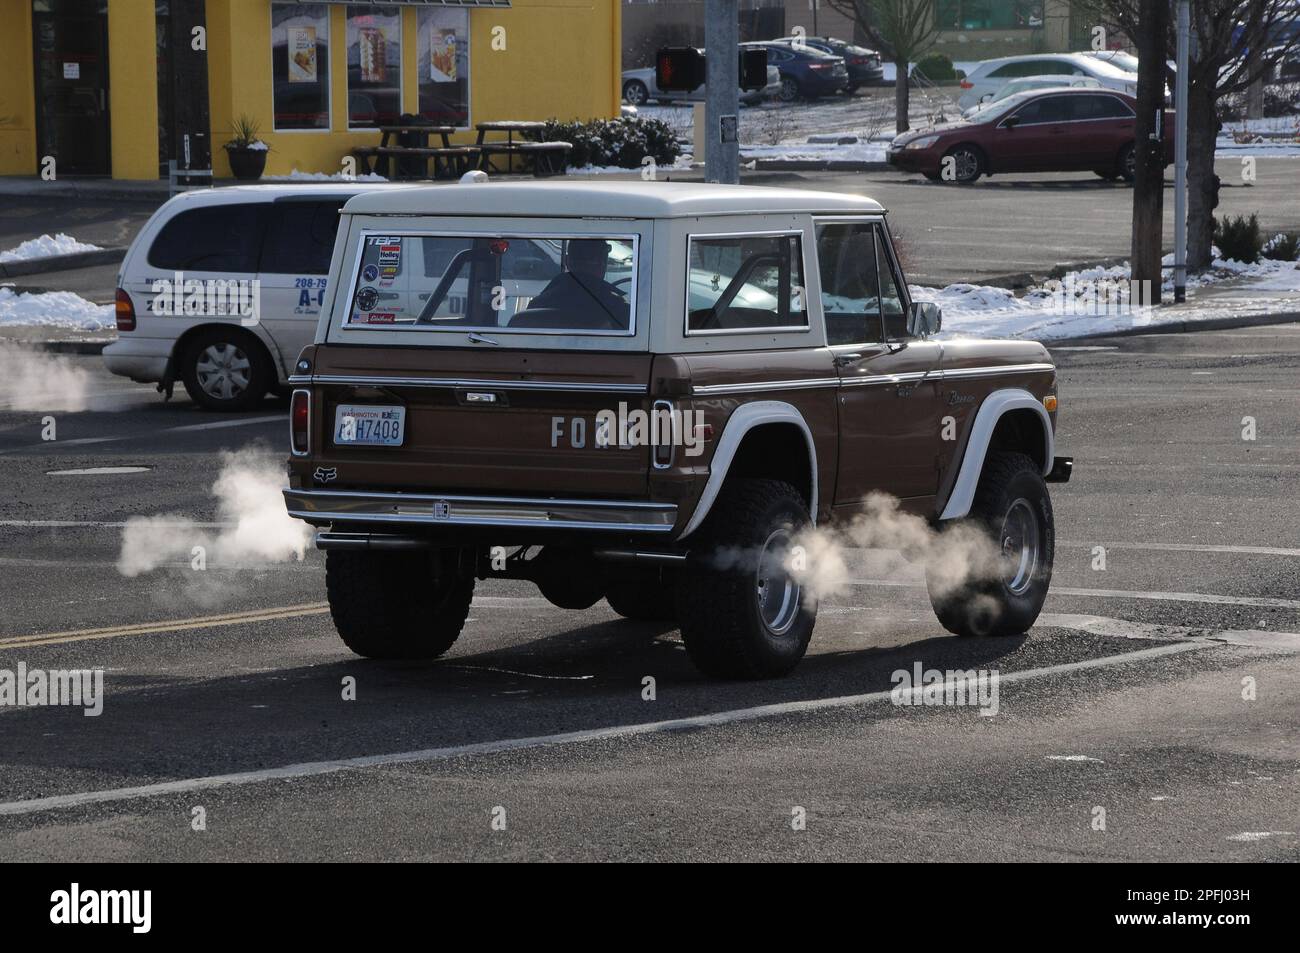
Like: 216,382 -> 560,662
686,233 -> 807,334
814,221 -> 885,346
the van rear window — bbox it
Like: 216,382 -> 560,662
345,233 -> 637,335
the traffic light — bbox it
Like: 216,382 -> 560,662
739,47 -> 768,91
656,47 -> 705,92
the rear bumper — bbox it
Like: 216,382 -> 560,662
102,337 -> 170,383
283,487 -> 678,534
1045,456 -> 1073,483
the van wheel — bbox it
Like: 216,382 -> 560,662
326,549 -> 475,660
943,145 -> 983,183
179,328 -> 271,412
676,479 -> 816,679
606,570 -> 676,621
927,452 -> 1054,638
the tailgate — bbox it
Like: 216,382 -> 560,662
306,344 -> 655,497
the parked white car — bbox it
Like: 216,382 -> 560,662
104,183 -> 396,411
621,63 -> 781,106
957,53 -> 1138,110
962,74 -> 1102,118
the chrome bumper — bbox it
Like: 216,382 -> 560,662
283,487 -> 678,534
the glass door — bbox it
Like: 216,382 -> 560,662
32,0 -> 111,176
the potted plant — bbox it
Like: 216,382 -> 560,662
223,114 -> 270,180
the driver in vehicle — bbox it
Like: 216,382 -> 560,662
512,239 -> 629,330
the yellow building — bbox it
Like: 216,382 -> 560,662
0,0 -> 622,180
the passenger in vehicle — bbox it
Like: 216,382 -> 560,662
511,239 -> 629,330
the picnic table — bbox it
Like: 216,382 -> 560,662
351,122 -> 480,180
474,120 -> 572,176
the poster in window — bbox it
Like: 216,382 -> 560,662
430,28 -> 457,83
288,26 -> 317,83
358,27 -> 386,83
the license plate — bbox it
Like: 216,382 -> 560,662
333,404 -> 405,447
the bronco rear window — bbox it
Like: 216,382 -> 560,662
344,232 -> 638,336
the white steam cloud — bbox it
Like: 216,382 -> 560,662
0,345 -> 94,412
117,448 -> 310,590
785,492 -> 1004,605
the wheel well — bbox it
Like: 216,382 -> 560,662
170,324 -> 280,382
988,409 -> 1047,472
725,423 -> 814,507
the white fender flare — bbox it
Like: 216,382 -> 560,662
939,388 -> 1054,521
676,400 -> 818,540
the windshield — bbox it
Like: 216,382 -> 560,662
973,91 -> 1039,122
345,233 -> 637,335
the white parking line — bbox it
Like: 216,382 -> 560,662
0,415 -> 283,453
0,639 -> 1208,818
851,578 -> 1300,610
1058,540 -> 1300,558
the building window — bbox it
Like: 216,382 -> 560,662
272,3 -> 330,131
416,7 -> 470,128
935,0 -> 1044,31
347,5 -> 402,128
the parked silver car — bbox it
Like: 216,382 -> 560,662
621,62 -> 781,105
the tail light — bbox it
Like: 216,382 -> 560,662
959,80 -> 974,89
115,288 -> 136,332
651,399 -> 675,469
290,389 -> 311,456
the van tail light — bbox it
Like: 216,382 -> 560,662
959,80 -> 974,89
115,288 -> 136,332
290,389 -> 311,456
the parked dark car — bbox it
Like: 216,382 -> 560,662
769,35 -> 883,91
886,87 -> 1174,184
742,41 -> 848,101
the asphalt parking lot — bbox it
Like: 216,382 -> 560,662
0,324 -> 1296,861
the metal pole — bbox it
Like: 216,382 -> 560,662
704,0 -> 740,184
1174,0 -> 1189,302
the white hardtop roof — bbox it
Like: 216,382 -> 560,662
341,180 -> 885,219
167,182 -> 423,206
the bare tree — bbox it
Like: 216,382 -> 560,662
825,0 -> 942,133
1084,0 -> 1300,269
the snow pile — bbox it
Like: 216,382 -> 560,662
263,168 -> 387,182
0,287 -> 115,331
915,254 -> 1300,341
0,233 -> 103,263
567,156 -> 695,176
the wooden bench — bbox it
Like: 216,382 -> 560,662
351,145 -> 481,180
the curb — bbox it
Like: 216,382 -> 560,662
0,247 -> 126,279
0,180 -> 170,201
750,158 -> 892,172
1061,310 -> 1300,341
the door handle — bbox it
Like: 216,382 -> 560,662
833,353 -> 862,366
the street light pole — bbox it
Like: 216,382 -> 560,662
1174,1 -> 1190,302
704,0 -> 740,184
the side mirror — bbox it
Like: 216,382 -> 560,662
907,301 -> 942,337
1002,115 -> 1020,128
980,92 -> 992,102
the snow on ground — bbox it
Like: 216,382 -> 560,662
263,169 -> 387,182
916,255 -> 1300,340
0,287 -> 115,331
0,233 -> 102,263
567,156 -> 695,176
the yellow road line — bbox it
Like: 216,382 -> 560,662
0,603 -> 331,650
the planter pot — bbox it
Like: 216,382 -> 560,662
226,147 -> 267,181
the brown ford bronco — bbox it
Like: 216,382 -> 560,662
283,181 -> 1071,679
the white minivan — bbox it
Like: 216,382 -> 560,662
104,184 -> 403,411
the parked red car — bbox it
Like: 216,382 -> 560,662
887,87 -> 1175,184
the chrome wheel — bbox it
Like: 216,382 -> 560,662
755,527 -> 801,635
778,78 -> 800,102
948,147 -> 981,183
999,498 -> 1040,596
195,343 -> 252,401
